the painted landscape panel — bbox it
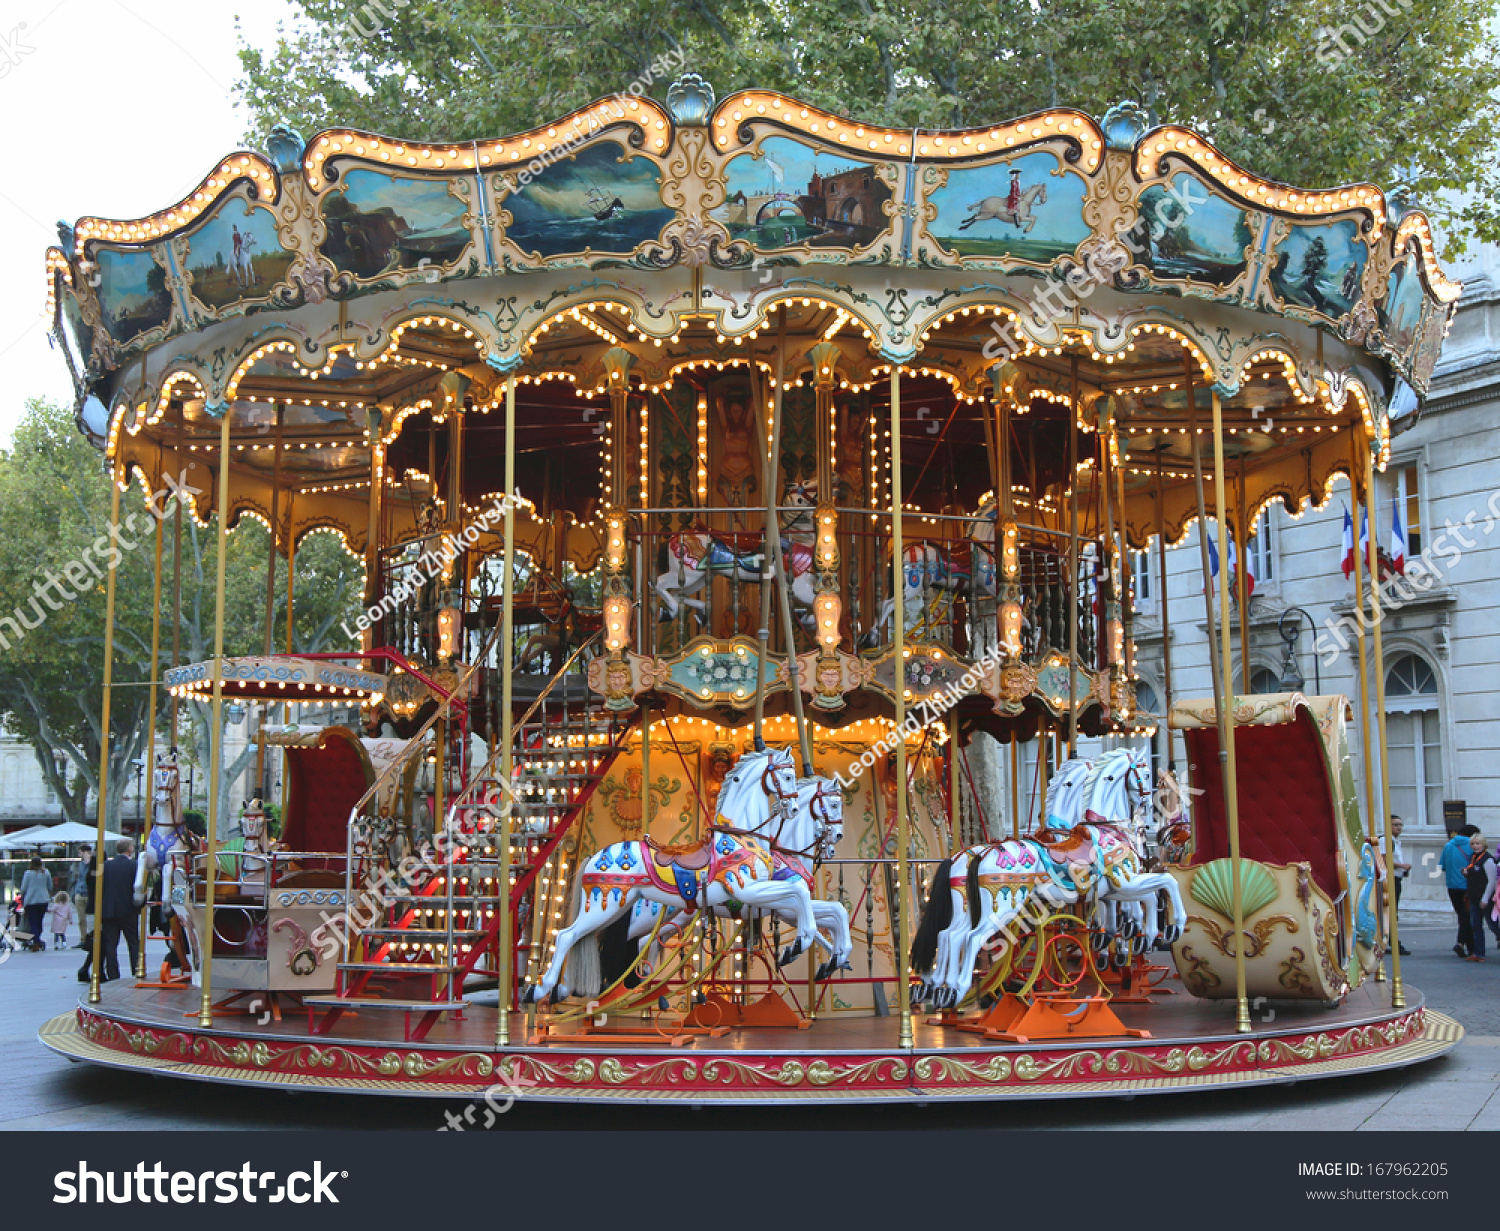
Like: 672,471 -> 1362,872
926,152 -> 1090,261
1137,174 -> 1255,286
1271,219 -> 1367,317
321,169 -> 472,278
714,137 -> 892,250
96,248 -> 172,344
504,141 -> 671,258
185,201 -> 295,309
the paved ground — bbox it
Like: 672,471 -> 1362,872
4,918 -> 1498,1130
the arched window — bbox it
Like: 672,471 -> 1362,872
1249,666 -> 1282,695
1385,653 -> 1443,828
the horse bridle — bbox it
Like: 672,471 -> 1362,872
774,780 -> 840,868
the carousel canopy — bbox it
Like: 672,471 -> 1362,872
45,78 -> 1458,553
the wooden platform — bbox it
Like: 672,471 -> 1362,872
39,981 -> 1461,1105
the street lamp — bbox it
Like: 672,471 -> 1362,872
1277,607 -> 1320,695
132,758 -> 145,833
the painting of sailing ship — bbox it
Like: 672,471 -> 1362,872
927,152 -> 1090,261
1270,220 -> 1366,316
320,169 -> 473,278
715,137 -> 892,250
1137,173 -> 1256,286
95,248 -> 173,344
503,140 -> 671,258
185,201 -> 295,309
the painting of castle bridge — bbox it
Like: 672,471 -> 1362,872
716,136 -> 892,250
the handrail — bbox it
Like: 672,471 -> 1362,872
444,630 -> 603,824
343,616 -> 507,831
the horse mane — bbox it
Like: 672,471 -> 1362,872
1044,757 -> 1092,826
1080,748 -> 1146,827
714,747 -> 790,837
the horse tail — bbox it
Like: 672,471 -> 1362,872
967,850 -> 984,928
560,865 -> 602,998
909,855 -> 955,976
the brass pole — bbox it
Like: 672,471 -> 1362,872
1348,440 -> 1381,974
750,315 -> 790,753
198,407 -> 233,1028
138,510 -> 165,978
1009,731 -> 1019,840
364,409 -> 383,652
281,495 -> 295,820
255,404 -> 283,796
1066,356 -> 1080,756
640,706 -> 651,834
169,411 -> 185,737
1210,391 -> 1251,1034
1236,461 -> 1252,695
498,374 -> 517,1045
948,710 -> 961,852
891,364 -> 912,1048
1155,447 -> 1174,769
88,474 -> 122,1004
1037,713 -> 1049,827
1365,444 -> 1404,1006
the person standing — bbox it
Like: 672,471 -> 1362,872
1442,824 -> 1480,957
97,840 -> 140,982
19,857 -> 52,953
47,892 -> 74,950
1390,816 -> 1412,956
1464,834 -> 1500,962
69,846 -> 92,949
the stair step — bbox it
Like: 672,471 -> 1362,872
340,960 -> 459,973
304,995 -> 468,1012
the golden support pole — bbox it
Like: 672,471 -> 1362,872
948,709 -> 961,852
198,407 -> 233,1028
1210,392 -> 1251,1034
1155,449 -> 1174,770
281,494 -> 295,820
1236,462 -> 1252,694
640,705 -> 652,833
891,364 -> 912,1049
255,404 -> 283,797
1009,731 -> 1020,840
88,475 -> 122,1004
138,512 -> 165,978
1348,447 -> 1382,977
1365,445 -> 1404,1006
1037,714 -> 1049,827
498,374 -> 517,1045
1066,357 -> 1080,757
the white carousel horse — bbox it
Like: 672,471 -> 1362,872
606,776 -> 854,984
872,492 -> 997,641
523,747 -> 843,1004
959,182 -> 1049,234
654,480 -> 819,623
911,754 -> 1094,1006
917,748 -> 1185,1009
133,750 -> 195,911
215,798 -> 276,895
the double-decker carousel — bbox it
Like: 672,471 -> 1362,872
38,77 -> 1463,1103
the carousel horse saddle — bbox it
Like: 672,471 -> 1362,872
645,834 -> 714,870
708,529 -> 764,553
1036,825 -> 1096,867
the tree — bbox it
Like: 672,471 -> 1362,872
237,0 -> 1500,254
0,399 -> 364,835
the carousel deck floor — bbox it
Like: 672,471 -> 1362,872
40,973 -> 1464,1104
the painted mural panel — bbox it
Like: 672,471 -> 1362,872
1380,248 -> 1426,356
1137,174 -> 1255,287
1270,219 -> 1366,316
321,169 -> 471,278
714,137 -> 892,250
95,248 -> 172,344
926,152 -> 1090,262
185,200 -> 295,309
502,141 -> 671,259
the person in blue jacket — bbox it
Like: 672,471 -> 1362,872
1442,824 -> 1481,957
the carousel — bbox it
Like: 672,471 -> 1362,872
38,77 -> 1464,1103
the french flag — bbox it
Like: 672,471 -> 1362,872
1206,527 -> 1255,599
1340,507 -> 1355,579
1390,500 -> 1406,575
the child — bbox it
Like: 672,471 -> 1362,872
48,891 -> 75,950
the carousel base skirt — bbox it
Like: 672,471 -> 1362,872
40,981 -> 1462,1105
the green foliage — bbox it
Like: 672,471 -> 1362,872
235,0 -> 1500,255
0,399 -> 363,831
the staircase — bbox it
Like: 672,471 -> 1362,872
307,642 -> 622,1042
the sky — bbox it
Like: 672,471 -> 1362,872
0,0 -> 297,443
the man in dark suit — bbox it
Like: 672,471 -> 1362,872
98,839 -> 139,982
